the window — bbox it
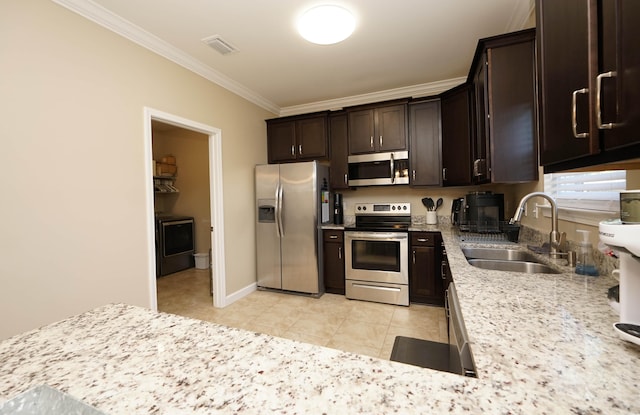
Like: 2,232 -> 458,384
544,170 -> 626,212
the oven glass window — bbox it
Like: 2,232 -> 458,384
351,239 -> 400,272
162,221 -> 194,256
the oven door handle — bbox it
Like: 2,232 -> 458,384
346,231 -> 407,240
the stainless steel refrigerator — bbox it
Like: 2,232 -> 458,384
255,161 -> 329,295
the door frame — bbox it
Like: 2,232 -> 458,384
143,107 -> 227,309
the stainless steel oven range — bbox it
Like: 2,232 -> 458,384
344,202 -> 411,306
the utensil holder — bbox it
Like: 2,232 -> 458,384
426,211 -> 437,225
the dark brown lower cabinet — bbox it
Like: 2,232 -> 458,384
409,232 -> 443,305
323,229 -> 345,295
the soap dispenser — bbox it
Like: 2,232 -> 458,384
575,230 -> 598,276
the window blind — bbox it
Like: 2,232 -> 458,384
544,171 -> 626,212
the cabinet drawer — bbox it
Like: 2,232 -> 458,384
323,229 -> 344,242
411,232 -> 437,246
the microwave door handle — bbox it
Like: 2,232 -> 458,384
390,153 -> 395,183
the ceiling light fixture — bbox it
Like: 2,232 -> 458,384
297,5 -> 355,45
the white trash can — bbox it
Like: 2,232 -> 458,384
194,253 -> 209,269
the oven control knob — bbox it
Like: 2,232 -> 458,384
357,206 -> 362,211
392,206 -> 396,210
402,205 -> 407,210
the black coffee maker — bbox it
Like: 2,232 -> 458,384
451,198 -> 465,225
333,193 -> 344,225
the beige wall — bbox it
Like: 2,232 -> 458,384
0,0 -> 272,339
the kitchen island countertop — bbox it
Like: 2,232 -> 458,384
1,225 -> 639,414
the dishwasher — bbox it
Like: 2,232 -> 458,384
390,282 -> 477,377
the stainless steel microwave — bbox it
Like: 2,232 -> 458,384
347,151 -> 409,186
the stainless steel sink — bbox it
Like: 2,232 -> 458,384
462,247 -> 561,274
466,258 -> 561,274
462,247 -> 541,262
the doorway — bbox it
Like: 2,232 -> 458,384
144,107 -> 226,310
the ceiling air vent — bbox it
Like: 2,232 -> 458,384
202,35 -> 239,55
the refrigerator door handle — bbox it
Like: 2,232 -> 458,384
277,184 -> 285,237
274,184 -> 282,237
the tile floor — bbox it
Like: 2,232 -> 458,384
157,268 -> 448,360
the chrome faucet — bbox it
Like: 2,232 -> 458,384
509,192 -> 566,258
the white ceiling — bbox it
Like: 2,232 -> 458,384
54,0 -> 534,116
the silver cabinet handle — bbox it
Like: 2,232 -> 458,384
329,235 -> 338,239
442,167 -> 447,181
473,159 -> 486,177
379,135 -> 383,147
338,247 -> 342,260
412,249 -> 416,264
370,136 -> 374,148
596,71 -> 619,130
298,144 -> 303,155
344,173 -> 348,185
571,88 -> 590,138
441,261 -> 446,280
412,169 -> 416,181
417,238 -> 428,242
291,145 -> 295,156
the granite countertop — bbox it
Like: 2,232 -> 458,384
1,225 -> 639,414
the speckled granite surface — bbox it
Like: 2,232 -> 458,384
1,225 -> 639,414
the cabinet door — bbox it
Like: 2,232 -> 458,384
409,232 -> 443,305
441,84 -> 473,186
323,231 -> 345,295
409,246 -> 437,303
267,121 -> 296,163
488,38 -> 538,183
599,0 -> 640,151
472,54 -> 491,184
377,104 -> 407,152
409,100 -> 441,186
329,113 -> 349,189
348,109 -> 376,154
537,0 -> 597,165
297,116 -> 328,160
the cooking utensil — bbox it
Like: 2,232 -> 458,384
421,197 -> 434,211
435,198 -> 443,211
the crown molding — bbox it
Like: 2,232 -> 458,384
279,77 -> 467,117
51,0 -> 281,114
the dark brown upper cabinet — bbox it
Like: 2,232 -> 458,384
266,112 -> 329,163
469,28 -> 538,183
347,101 -> 408,155
440,84 -> 473,186
408,99 -> 442,186
329,112 -> 349,189
537,0 -> 640,172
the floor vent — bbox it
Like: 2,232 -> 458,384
202,35 -> 239,55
